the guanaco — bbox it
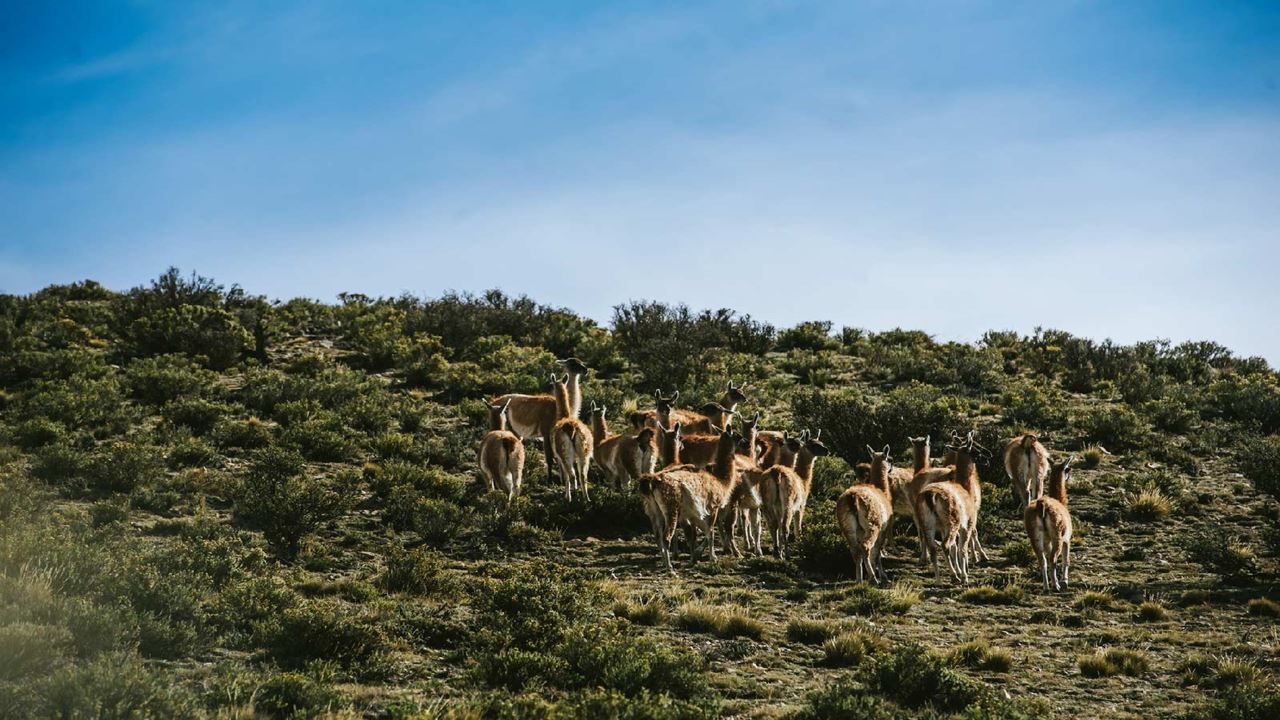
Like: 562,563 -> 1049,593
491,358 -> 588,482
550,373 -> 593,501
1025,456 -> 1074,592
1004,432 -> 1050,511
637,428 -> 741,571
789,430 -> 830,538
478,400 -> 525,503
589,403 -> 657,489
914,433 -> 983,583
836,445 -> 895,583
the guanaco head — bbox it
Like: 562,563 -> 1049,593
1018,432 -> 1040,450
654,389 -> 680,418
784,430 -> 804,454
854,462 -> 871,481
865,444 -> 893,487
908,435 -> 931,455
557,357 -> 589,376
724,380 -> 747,407
801,429 -> 830,458
487,399 -> 512,432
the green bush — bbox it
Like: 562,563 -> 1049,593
253,670 -> 345,719
264,599 -> 390,675
210,417 -> 274,450
1235,435 -> 1280,500
792,382 -> 968,467
234,447 -> 344,558
87,440 -> 165,494
0,623 -> 72,681
793,676 -> 897,720
32,652 -> 198,719
162,397 -> 232,435
1078,405 -> 1148,452
862,642 -> 983,711
126,304 -> 251,370
123,354 -> 219,405
379,544 -> 447,594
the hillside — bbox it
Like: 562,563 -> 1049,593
1,269 -> 1277,719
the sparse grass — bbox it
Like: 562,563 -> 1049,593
950,639 -> 1013,673
822,628 -> 887,667
1079,648 -> 1150,678
1081,446 -> 1105,469
839,582 -> 919,616
1247,597 -> 1280,617
616,599 -> 668,627
1075,590 -> 1117,611
786,618 -> 840,645
674,603 -> 765,640
1126,488 -> 1172,521
1135,601 -> 1168,622
959,584 -> 1024,605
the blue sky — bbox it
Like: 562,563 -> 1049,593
3,1 -> 1279,362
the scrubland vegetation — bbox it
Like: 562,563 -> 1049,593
0,268 -> 1277,718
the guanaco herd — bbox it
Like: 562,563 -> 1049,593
479,358 -> 1074,592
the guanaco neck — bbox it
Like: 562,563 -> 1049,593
1046,467 -> 1068,505
954,451 -> 979,496
488,408 -> 507,432
590,412 -> 608,448
795,448 -> 817,485
660,430 -> 680,466
912,441 -> 931,474
567,373 -> 582,419
553,382 -> 572,420
870,456 -> 892,496
710,434 -> 737,484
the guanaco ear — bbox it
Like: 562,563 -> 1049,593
710,423 -> 723,434
654,389 -> 662,399
813,429 -> 822,441
501,399 -> 512,412
671,390 -> 680,402
673,422 -> 682,435
866,444 -> 876,458
883,444 -> 891,457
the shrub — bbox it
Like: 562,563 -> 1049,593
123,354 -> 219,405
31,443 -> 91,488
777,321 -> 839,351
862,642 -> 983,712
1078,405 -> 1148,452
794,675 -> 897,720
0,623 -> 72,681
1074,591 -> 1117,611
1181,527 -> 1259,583
793,383 -> 969,467
252,671 -> 345,719
11,417 -> 66,449
1001,381 -> 1067,429
210,417 -> 274,450
33,652 -> 198,718
280,419 -> 355,462
379,544 -> 446,594
264,599 -> 390,674
234,447 -> 343,558
1184,680 -> 1280,720
87,440 -> 165,494
1235,435 -> 1280,501
162,397 -> 231,435
126,304 -> 251,370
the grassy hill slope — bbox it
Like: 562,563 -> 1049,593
1,269 -> 1277,718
